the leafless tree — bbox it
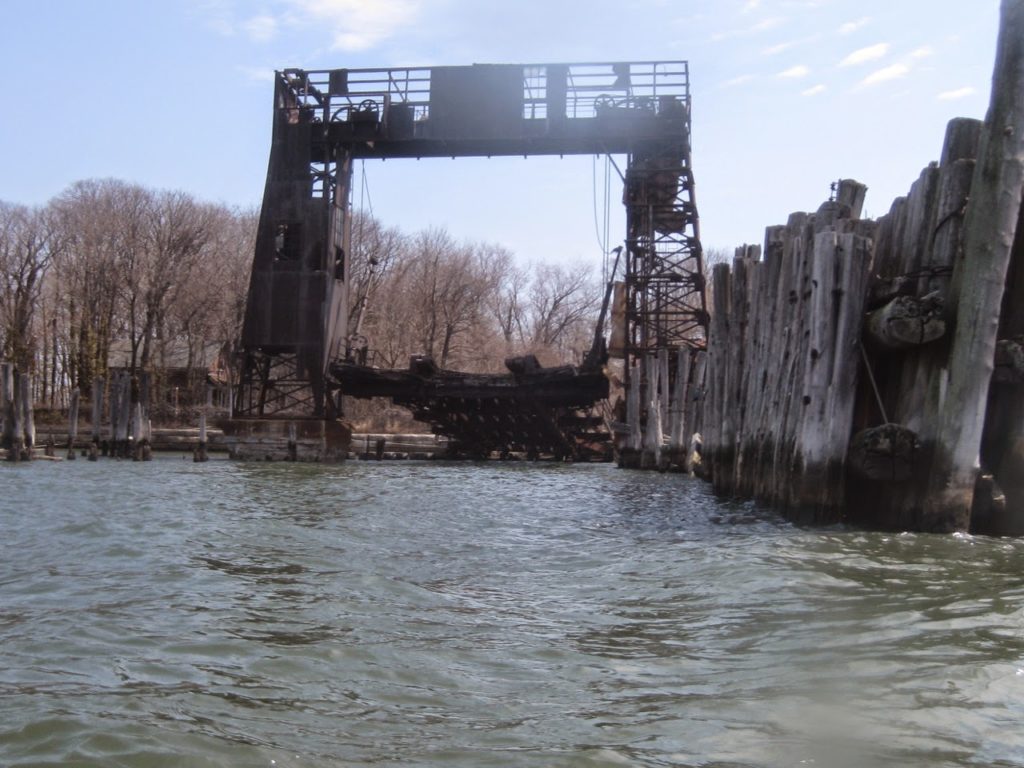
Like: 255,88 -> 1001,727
524,261 -> 599,363
0,202 -> 65,371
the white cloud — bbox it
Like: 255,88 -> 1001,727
288,0 -> 420,51
778,65 -> 810,78
243,14 -> 278,42
838,17 -> 870,35
763,41 -> 795,55
753,17 -> 784,31
801,84 -> 826,96
712,16 -> 785,41
741,0 -> 762,13
839,43 -> 889,67
910,46 -> 934,59
723,74 -> 755,87
937,86 -> 976,100
859,63 -> 910,87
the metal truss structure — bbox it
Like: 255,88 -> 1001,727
235,60 -> 708,436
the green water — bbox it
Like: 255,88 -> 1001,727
1,458 -> 1023,767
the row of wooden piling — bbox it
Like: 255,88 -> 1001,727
0,367 -> 211,463
618,348 -> 706,472
702,181 -> 875,520
618,1 -> 1023,534
1,364 -> 36,462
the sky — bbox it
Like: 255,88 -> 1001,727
0,0 -> 1002,265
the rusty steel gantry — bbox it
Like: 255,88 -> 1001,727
235,61 -> 708,453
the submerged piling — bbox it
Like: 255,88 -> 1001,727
66,388 -> 79,460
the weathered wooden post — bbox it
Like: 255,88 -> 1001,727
195,412 -> 209,462
685,351 -> 707,475
66,388 -> 80,460
108,374 -> 120,458
132,402 -> 144,461
668,349 -> 692,469
1,363 -> 13,455
925,0 -> 1024,532
289,422 -> 300,461
20,373 -> 35,460
120,373 -> 132,458
620,361 -> 642,466
137,371 -> 152,461
90,376 -> 104,460
705,262 -> 732,491
641,352 -> 663,469
657,347 -> 670,431
9,373 -> 25,462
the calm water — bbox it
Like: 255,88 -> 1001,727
1,458 -> 1023,767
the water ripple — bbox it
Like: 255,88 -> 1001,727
2,459 -> 1023,766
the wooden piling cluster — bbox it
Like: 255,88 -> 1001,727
617,347 -> 706,472
1,365 -> 37,462
702,186 -> 874,520
691,0 -> 1024,532
0,365 -> 212,464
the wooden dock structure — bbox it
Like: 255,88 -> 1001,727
632,0 -> 1023,534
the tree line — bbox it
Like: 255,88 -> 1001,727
348,218 -> 600,372
0,179 -> 602,417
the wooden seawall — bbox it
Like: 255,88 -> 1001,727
695,0 -> 1024,533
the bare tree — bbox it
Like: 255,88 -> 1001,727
346,211 -> 406,339
479,243 -> 527,353
168,204 -> 256,391
0,202 -> 65,371
525,261 -> 599,363
52,180 -> 139,391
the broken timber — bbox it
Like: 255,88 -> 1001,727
332,355 -> 610,460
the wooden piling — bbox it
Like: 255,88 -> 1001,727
667,349 -> 692,469
289,422 -> 300,461
137,371 -> 152,461
9,373 -> 25,462
195,412 -> 209,462
67,388 -> 79,460
641,352 -> 662,469
90,376 -> 104,458
132,402 -> 144,461
1,363 -> 13,456
619,361 -> 642,466
20,374 -> 35,460
924,0 -> 1024,532
684,351 -> 707,474
108,373 -> 121,458
120,373 -> 132,458
657,347 -> 670,434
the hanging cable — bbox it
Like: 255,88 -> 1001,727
593,154 -> 606,265
361,160 -> 375,220
603,153 -> 612,281
356,160 -> 367,255
593,153 -> 616,284
860,342 -> 890,424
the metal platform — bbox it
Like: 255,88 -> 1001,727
233,60 -> 708,460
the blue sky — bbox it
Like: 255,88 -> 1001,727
0,1 -> 1001,262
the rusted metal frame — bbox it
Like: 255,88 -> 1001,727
236,351 -> 318,417
297,61 -> 688,125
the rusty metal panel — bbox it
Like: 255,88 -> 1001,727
427,65 -> 523,140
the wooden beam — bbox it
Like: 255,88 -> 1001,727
925,0 -> 1024,532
